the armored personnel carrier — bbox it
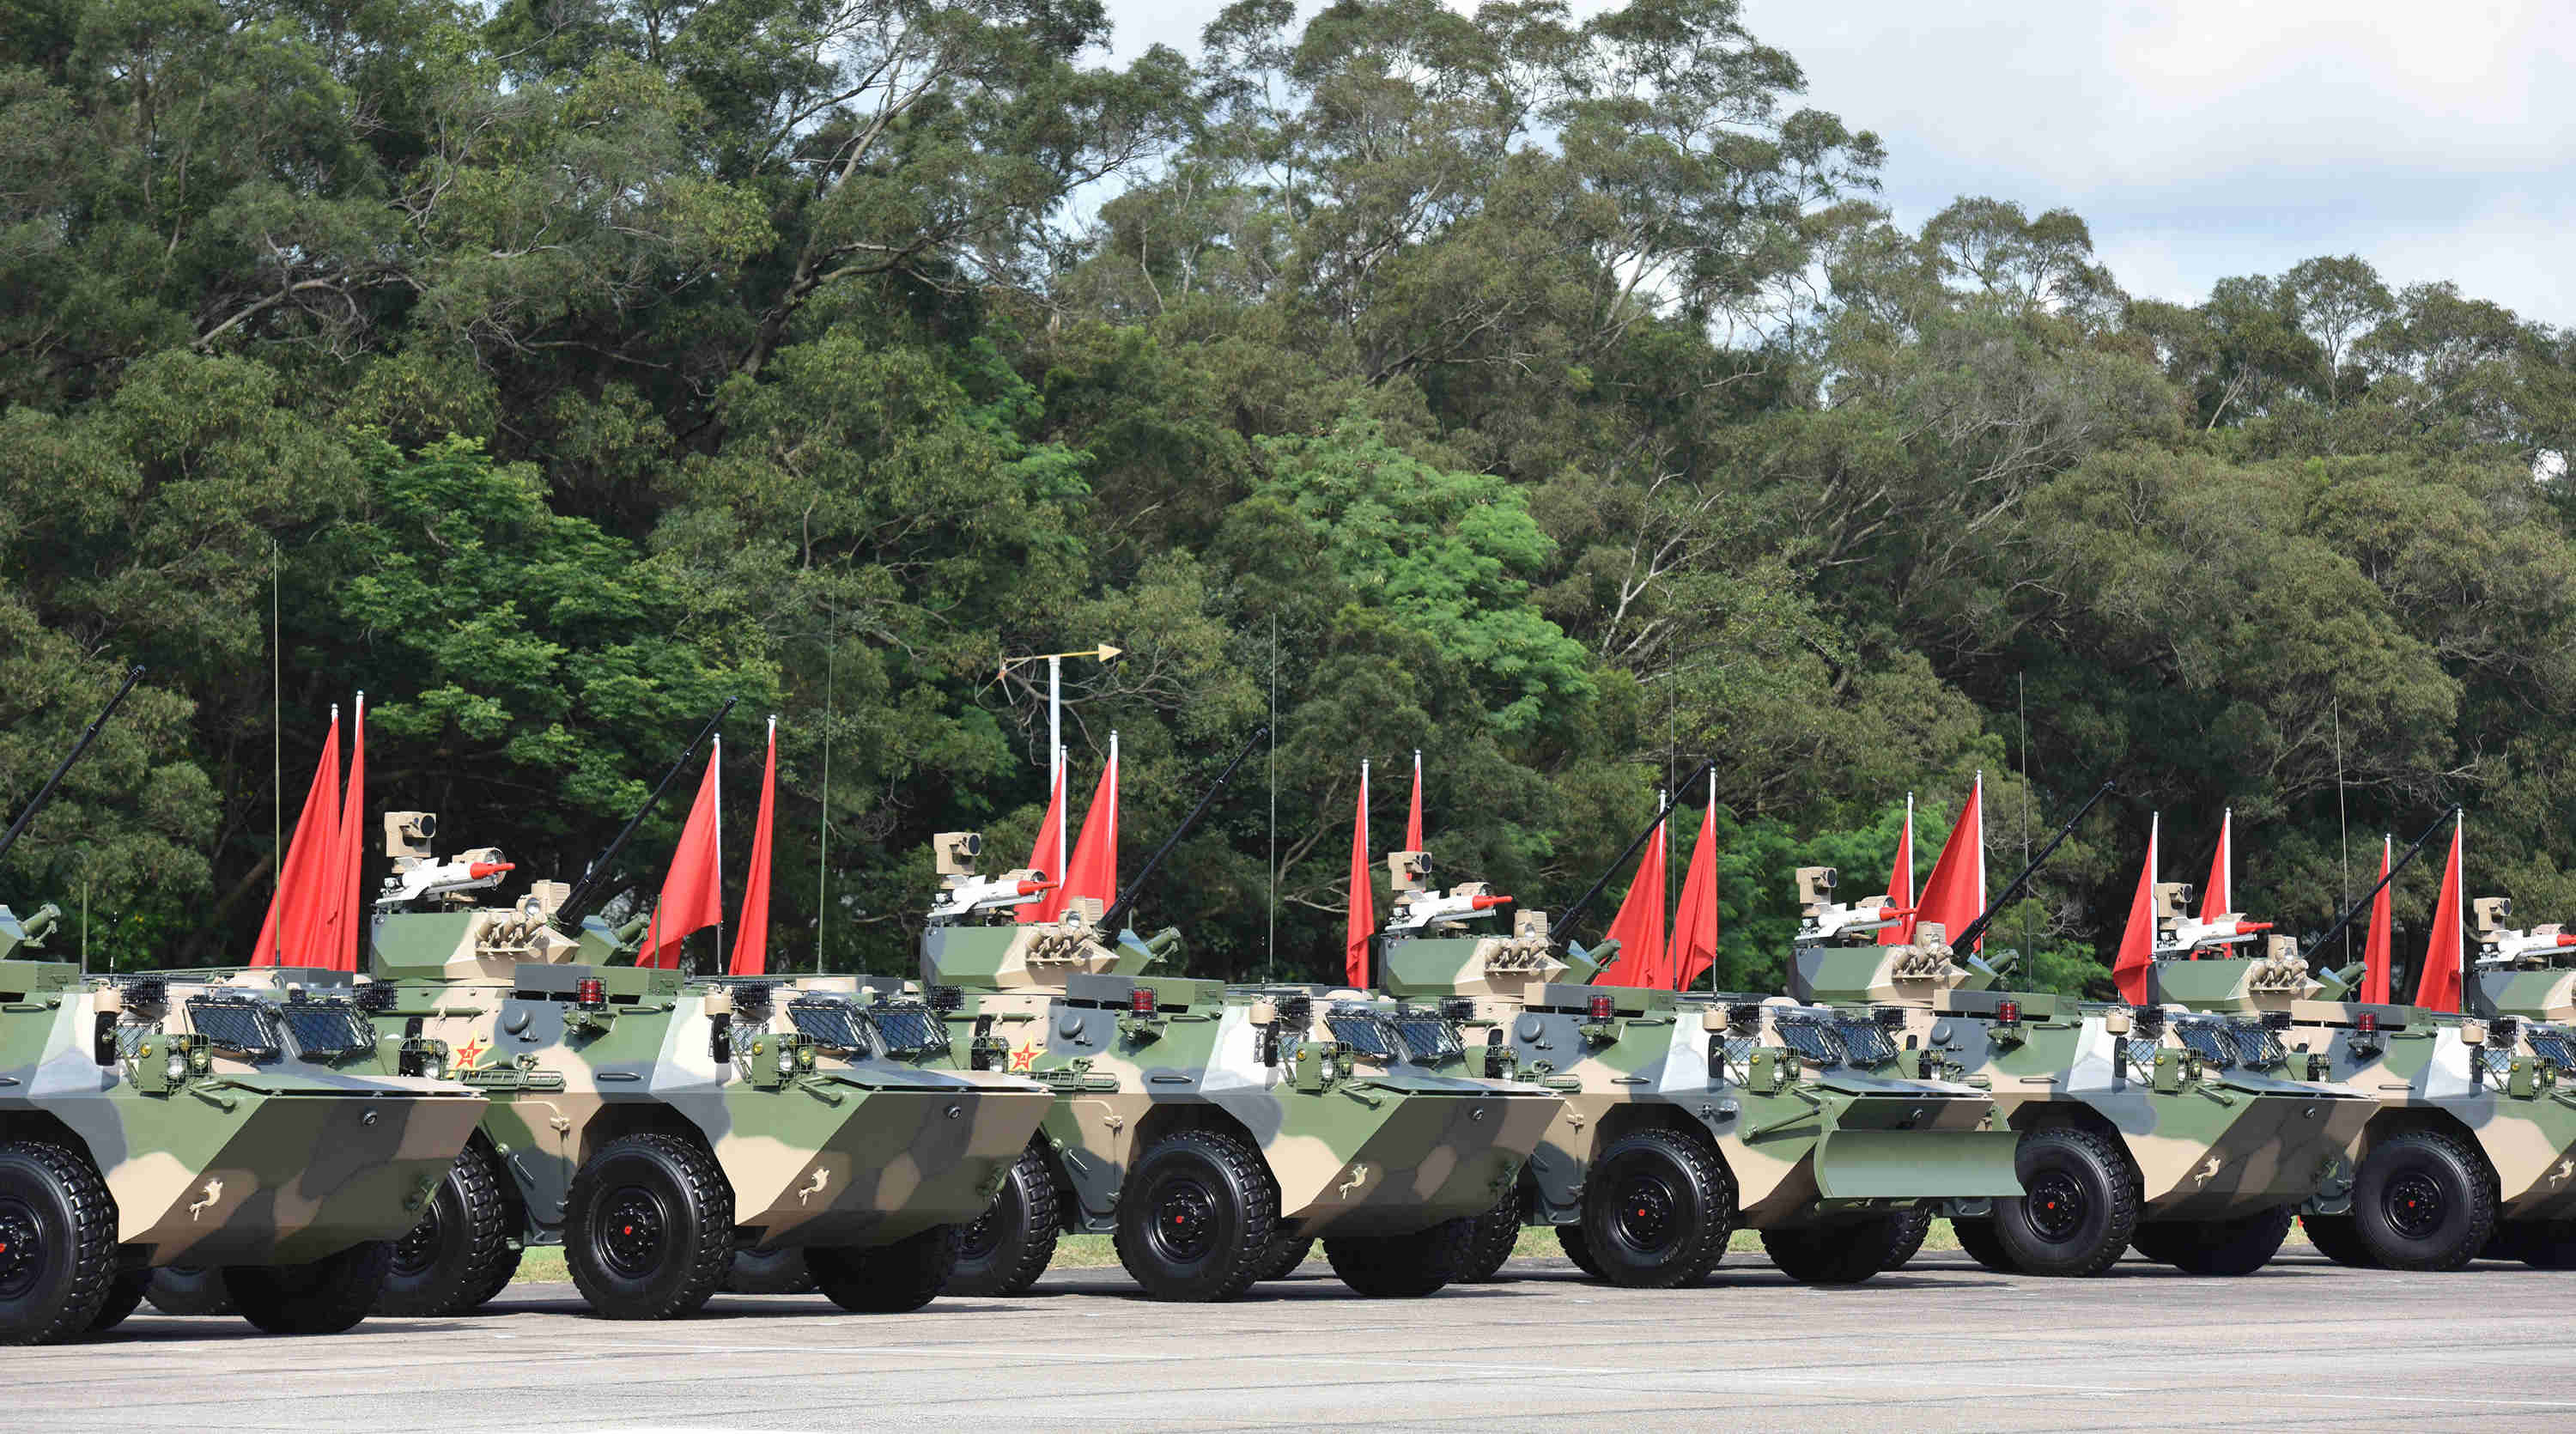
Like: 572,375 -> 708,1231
1372,852 -> 2020,1287
0,904 -> 487,1341
918,829 -> 1562,1302
2162,890 -> 2576,1271
1793,865 -> 2376,1277
353,811 -> 1054,1319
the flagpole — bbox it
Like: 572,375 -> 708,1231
1705,768 -> 1717,991
1049,655 -> 1065,880
711,734 -> 723,976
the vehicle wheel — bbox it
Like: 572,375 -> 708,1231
1881,1206 -> 1935,1272
1255,1237 -> 1315,1282
2129,1220 -> 2193,1267
563,1133 -> 735,1320
1453,1186 -> 1523,1284
723,1245 -> 814,1295
1325,1216 -> 1473,1297
227,1241 -> 394,1335
1763,1215 -> 1902,1285
378,1145 -> 517,1316
2299,1212 -> 2380,1268
1577,1128 -> 1735,1289
0,1139 -> 119,1346
808,1225 -> 963,1313
2157,1206 -> 2295,1276
88,1269 -> 149,1334
1111,1129 -> 1278,1303
1992,1127 -> 2141,1278
948,1146 -> 1061,1297
2352,1129 -> 2496,1272
2502,1218 -> 2576,1269
1952,1216 -> 2015,1273
143,1265 -> 234,1316
1555,1223 -> 1604,1277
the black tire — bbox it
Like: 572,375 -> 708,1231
1762,1215 -> 1901,1285
1554,1223 -> 1604,1277
808,1224 -> 962,1313
2129,1220 -> 2193,1266
88,1269 -> 149,1334
723,1245 -> 814,1295
2300,1212 -> 2380,1268
143,1265 -> 234,1316
1453,1187 -> 1522,1284
1111,1129 -> 1279,1303
378,1145 -> 517,1316
0,1139 -> 119,1346
1882,1206 -> 1935,1272
1254,1237 -> 1315,1282
2353,1129 -> 2497,1272
1953,1216 -> 2015,1273
227,1241 -> 393,1335
1992,1127 -> 2141,1278
1577,1128 -> 1736,1289
949,1146 -> 1061,1297
1324,1216 -> 1472,1297
2152,1206 -> 2296,1276
563,1133 -> 735,1320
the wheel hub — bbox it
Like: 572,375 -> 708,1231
598,1188 -> 670,1277
1610,1174 -> 1680,1254
2026,1171 -> 2090,1243
391,1201 -> 446,1278
0,1201 -> 41,1300
960,1190 -> 1013,1263
1146,1176 -> 1218,1265
2385,1170 -> 2448,1240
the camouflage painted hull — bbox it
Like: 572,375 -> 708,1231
1259,1082 -> 1559,1236
706,1080 -> 1058,1246
2089,1080 -> 2377,1219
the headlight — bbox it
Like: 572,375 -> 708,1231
795,1043 -> 817,1072
189,1044 -> 212,1073
164,1053 -> 188,1084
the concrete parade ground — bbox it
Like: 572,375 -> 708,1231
13,1248 -> 2571,1433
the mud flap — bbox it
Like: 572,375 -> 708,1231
1814,1129 -> 2022,1200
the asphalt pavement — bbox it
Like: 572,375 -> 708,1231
15,1249 -> 2570,1432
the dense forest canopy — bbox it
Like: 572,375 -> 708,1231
4,0 -> 2573,993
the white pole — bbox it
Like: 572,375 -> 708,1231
1048,655 -> 1065,878
711,735 -> 722,975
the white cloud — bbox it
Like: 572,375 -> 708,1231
1096,0 -> 2576,323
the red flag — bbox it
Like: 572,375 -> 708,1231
2360,835 -> 2394,1005
2197,807 -> 2232,929
323,693 -> 367,972
639,739 -> 724,969
1878,793 -> 1915,946
1346,761 -> 1373,987
252,708 -> 341,966
1597,811 -> 1668,987
729,720 -> 777,976
2412,816 -> 2464,1012
1669,779 -> 1719,990
1405,750 -> 1424,852
2112,814 -> 2160,1005
1912,774 -> 1986,951
1018,750 -> 1067,926
1059,734 -> 1119,920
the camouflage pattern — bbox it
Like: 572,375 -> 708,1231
2155,895 -> 2576,1232
1791,871 -> 2373,1232
356,817 -> 1054,1260
919,836 -> 1560,1258
0,903 -> 484,1273
1371,863 -> 2020,1254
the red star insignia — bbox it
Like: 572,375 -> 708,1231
1008,1038 -> 1040,1072
452,1034 -> 490,1070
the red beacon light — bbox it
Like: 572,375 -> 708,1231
575,976 -> 607,1010
1588,993 -> 1615,1021
1996,999 -> 2022,1024
1129,987 -> 1157,1016
2355,1011 -> 2379,1035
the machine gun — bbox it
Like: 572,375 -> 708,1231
0,665 -> 143,868
374,811 -> 515,906
2471,896 -> 2576,968
553,699 -> 735,931
1094,726 -> 1266,937
1379,849 -> 1513,933
1793,865 -> 1910,943
925,831 -> 1055,922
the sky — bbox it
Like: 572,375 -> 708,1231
1097,0 -> 2576,326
